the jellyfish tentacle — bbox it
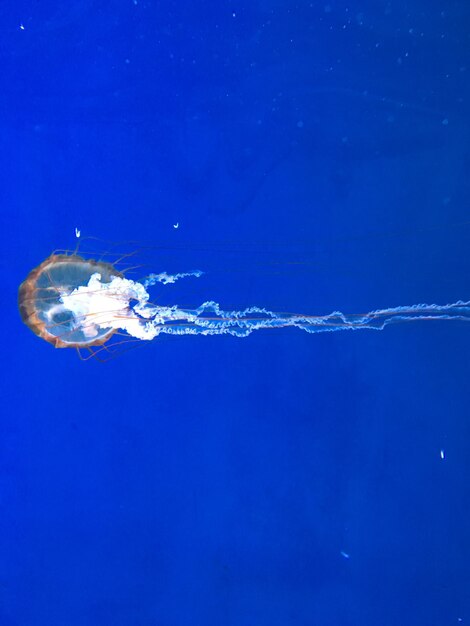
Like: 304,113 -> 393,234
59,273 -> 470,341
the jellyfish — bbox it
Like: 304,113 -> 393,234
18,250 -> 470,358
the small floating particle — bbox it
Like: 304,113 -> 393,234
340,551 -> 350,559
75,227 -> 81,238
173,222 -> 179,229
440,449 -> 445,460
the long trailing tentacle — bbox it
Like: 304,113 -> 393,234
59,270 -> 470,342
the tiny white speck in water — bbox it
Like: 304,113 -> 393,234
173,222 -> 179,229
440,449 -> 445,460
75,227 -> 81,238
340,551 -> 350,559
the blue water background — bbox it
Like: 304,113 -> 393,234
1,2 -> 469,624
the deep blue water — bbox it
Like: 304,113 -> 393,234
1,2 -> 470,625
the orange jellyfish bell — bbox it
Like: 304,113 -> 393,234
18,254 -> 123,349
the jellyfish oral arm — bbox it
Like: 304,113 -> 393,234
59,273 -> 154,341
58,272 -> 470,342
143,270 -> 203,286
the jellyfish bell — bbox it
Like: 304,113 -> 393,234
18,253 -> 124,349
